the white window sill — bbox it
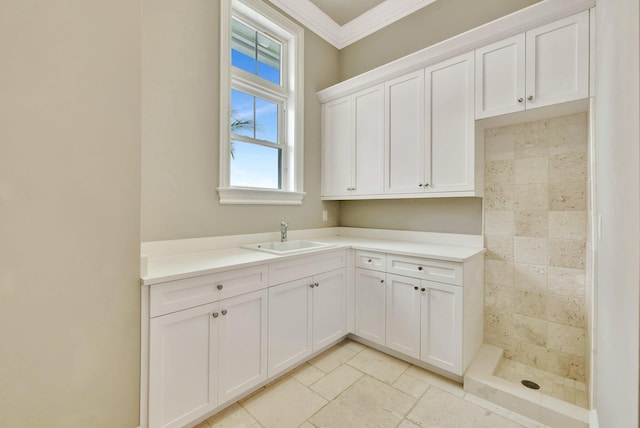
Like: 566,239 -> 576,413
217,187 -> 305,205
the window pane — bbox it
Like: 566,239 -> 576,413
230,141 -> 282,189
255,97 -> 278,143
231,89 -> 254,138
231,19 -> 256,74
257,33 -> 281,85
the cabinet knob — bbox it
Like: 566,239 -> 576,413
418,266 -> 423,271
310,283 -> 315,288
217,284 -> 223,290
424,183 -> 429,187
414,286 -> 419,290
212,312 -> 219,318
315,282 -> 320,288
221,309 -> 228,316
421,288 -> 426,292
419,183 -> 423,187
380,280 -> 385,283
368,259 -> 372,263
527,95 -> 534,101
517,97 -> 524,103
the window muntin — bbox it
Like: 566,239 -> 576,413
231,18 -> 282,85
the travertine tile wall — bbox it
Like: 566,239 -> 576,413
483,112 -> 588,381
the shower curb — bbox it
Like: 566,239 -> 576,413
464,344 -> 590,428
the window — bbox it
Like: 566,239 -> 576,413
219,0 -> 304,205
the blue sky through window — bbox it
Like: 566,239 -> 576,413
230,49 -> 282,189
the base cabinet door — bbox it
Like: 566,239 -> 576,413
385,274 -> 421,359
420,281 -> 463,374
218,290 -> 268,404
354,268 -> 386,346
148,302 -> 218,428
312,269 -> 347,350
268,278 -> 313,377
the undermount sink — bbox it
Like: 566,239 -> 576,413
242,240 -> 335,255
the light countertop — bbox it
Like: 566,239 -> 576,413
142,229 -> 485,285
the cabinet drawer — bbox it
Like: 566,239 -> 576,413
150,265 -> 268,317
269,250 -> 347,285
355,250 -> 387,272
386,255 -> 462,286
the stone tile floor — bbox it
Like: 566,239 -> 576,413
196,339 -> 549,428
495,358 -> 588,408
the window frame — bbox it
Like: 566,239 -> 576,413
219,0 -> 305,205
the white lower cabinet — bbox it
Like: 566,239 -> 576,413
385,274 -> 421,359
420,280 -> 463,373
148,289 -> 267,428
352,250 -> 483,377
268,268 -> 347,377
354,268 -> 386,346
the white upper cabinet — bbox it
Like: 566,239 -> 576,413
354,86 -> 385,195
386,53 -> 476,195
322,85 -> 384,198
475,34 -> 526,118
426,53 -> 476,192
385,70 -> 425,194
322,97 -> 352,197
476,11 -> 589,119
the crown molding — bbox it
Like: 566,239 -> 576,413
269,0 -> 438,49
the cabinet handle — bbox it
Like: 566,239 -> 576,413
310,283 -> 315,288
418,266 -> 423,271
217,284 -> 223,290
527,95 -> 534,101
517,97 -> 524,103
421,288 -> 426,292
221,309 -> 228,316
414,286 -> 419,290
212,312 -> 219,318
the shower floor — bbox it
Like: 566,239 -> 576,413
495,359 -> 588,409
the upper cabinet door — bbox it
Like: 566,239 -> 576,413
312,268 -> 347,351
425,52 -> 475,192
354,85 -> 385,195
385,70 -> 425,194
475,33 -> 526,119
525,11 -> 589,109
322,96 -> 353,197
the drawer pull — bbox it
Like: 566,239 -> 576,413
221,309 -> 228,316
368,259 -> 372,263
217,284 -> 224,290
212,312 -> 219,318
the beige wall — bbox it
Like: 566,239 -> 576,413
335,0 -> 540,235
483,113 -> 588,383
339,198 -> 482,234
0,1 -> 141,427
141,0 -> 341,241
338,0 -> 542,80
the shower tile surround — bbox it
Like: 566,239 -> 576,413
483,113 -> 588,382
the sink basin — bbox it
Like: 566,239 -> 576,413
242,240 -> 335,255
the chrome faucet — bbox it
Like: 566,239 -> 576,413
280,221 -> 288,242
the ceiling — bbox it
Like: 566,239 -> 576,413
269,0 -> 439,49
308,0 -> 387,26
